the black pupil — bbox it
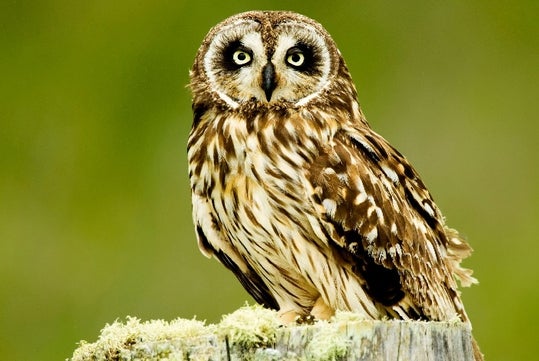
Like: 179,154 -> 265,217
290,53 -> 302,63
237,52 -> 246,61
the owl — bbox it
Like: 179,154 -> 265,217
188,10 -> 481,358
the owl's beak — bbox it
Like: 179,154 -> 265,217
261,63 -> 277,101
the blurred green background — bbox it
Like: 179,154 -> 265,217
1,1 -> 537,360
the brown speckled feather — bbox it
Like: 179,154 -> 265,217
188,10 -> 482,359
306,121 -> 476,321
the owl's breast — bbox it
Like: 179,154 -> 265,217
202,122 -> 325,253
188,108 -> 335,249
188,110 -> 359,310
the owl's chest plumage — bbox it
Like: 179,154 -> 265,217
195,112 -> 320,251
188,109 -> 349,308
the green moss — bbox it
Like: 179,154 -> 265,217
69,305 -> 280,361
302,320 -> 347,361
70,306 -> 468,361
70,316 -> 213,361
217,303 -> 280,349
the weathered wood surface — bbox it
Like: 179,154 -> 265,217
70,306 -> 475,361
257,320 -> 474,361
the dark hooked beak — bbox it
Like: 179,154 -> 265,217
261,62 -> 277,101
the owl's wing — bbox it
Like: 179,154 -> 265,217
192,193 -> 279,309
306,127 -> 476,321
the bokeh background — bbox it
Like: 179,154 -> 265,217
1,1 -> 537,360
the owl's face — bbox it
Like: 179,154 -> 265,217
194,12 -> 341,108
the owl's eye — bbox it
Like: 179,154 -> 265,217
232,50 -> 252,66
285,44 -> 317,72
286,51 -> 305,67
221,41 -> 253,70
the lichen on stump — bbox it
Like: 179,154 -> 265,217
69,304 -> 474,361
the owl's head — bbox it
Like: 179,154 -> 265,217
190,11 -> 353,109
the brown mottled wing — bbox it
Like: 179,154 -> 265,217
307,126 -> 475,321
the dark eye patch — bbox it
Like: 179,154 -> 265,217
221,40 -> 253,71
285,42 -> 322,75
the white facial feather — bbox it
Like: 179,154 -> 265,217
203,18 -> 333,106
203,20 -> 260,108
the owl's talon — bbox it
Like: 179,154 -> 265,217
294,314 -> 316,325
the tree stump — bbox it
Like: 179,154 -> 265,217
69,305 -> 475,361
